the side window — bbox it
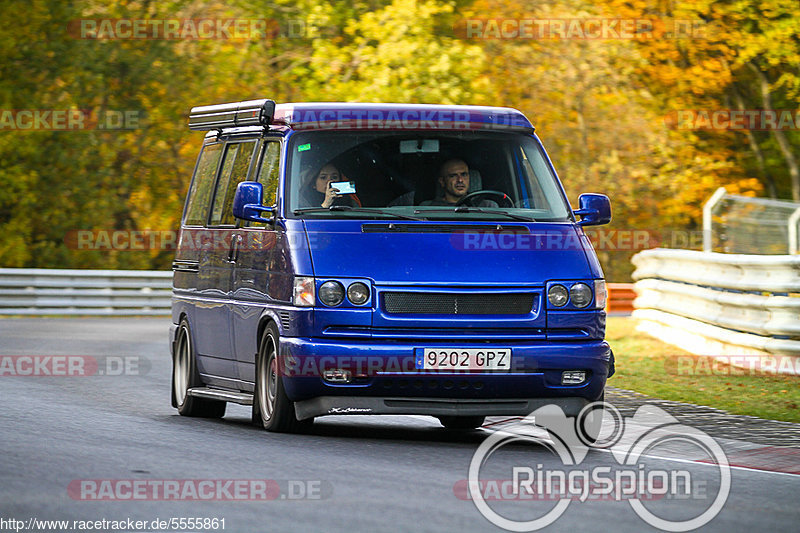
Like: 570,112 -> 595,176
209,141 -> 257,226
184,143 -> 222,226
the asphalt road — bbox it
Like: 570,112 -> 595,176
1,318 -> 798,533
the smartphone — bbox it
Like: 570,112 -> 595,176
330,181 -> 356,195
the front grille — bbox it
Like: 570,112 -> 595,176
383,292 -> 534,315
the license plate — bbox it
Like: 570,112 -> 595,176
416,348 -> 511,370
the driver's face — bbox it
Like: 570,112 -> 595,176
314,164 -> 340,193
439,161 -> 470,202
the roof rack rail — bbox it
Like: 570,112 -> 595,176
188,99 -> 276,131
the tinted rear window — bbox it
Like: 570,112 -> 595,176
184,143 -> 222,226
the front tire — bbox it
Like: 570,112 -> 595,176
545,393 -> 606,446
172,319 -> 226,418
252,323 -> 310,433
576,394 -> 605,445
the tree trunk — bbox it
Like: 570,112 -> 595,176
747,61 -> 800,201
728,86 -> 777,197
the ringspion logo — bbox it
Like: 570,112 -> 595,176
467,402 -> 730,531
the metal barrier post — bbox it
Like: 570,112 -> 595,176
789,206 -> 800,255
702,187 -> 727,253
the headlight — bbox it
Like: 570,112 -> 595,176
569,282 -> 592,308
293,277 -> 315,307
594,280 -> 607,309
347,282 -> 370,305
319,281 -> 345,306
548,284 -> 569,307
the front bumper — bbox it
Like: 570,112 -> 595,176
281,337 -> 612,409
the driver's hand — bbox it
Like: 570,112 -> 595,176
322,182 -> 340,208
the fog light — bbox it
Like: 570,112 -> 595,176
322,369 -> 352,383
562,370 -> 586,385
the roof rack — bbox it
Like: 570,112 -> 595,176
188,99 -> 276,131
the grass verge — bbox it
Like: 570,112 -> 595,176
606,317 -> 800,423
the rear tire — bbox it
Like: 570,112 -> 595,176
438,415 -> 485,430
252,323 -> 310,433
172,319 -> 226,418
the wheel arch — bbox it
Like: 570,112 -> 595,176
256,308 -> 284,350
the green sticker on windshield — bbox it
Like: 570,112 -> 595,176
297,143 -> 311,152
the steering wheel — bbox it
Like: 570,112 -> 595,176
455,190 -> 513,208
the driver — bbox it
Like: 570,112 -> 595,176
420,159 -> 497,207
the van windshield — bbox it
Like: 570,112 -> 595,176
287,130 -> 571,221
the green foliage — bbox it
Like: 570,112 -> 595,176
296,0 -> 490,103
0,0 -> 797,279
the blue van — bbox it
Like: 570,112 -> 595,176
171,99 -> 614,434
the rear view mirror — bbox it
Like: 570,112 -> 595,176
399,139 -> 439,153
232,181 -> 274,223
573,194 -> 611,226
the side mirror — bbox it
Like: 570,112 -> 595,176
573,193 -> 611,226
232,181 -> 274,223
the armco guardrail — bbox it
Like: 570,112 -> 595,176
631,248 -> 800,374
0,268 -> 172,315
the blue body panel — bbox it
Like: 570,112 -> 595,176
302,220 -> 591,284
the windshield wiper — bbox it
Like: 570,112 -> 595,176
413,206 -> 536,222
294,205 -> 424,221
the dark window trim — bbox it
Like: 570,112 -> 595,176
243,135 -> 284,228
